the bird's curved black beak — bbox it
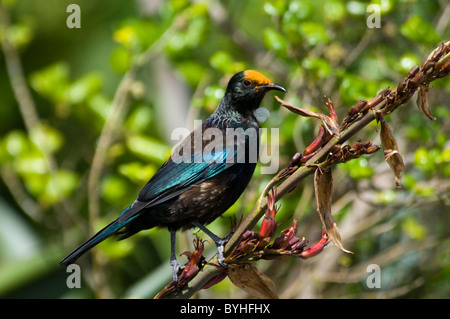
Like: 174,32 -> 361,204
264,82 -> 287,93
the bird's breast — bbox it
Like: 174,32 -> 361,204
168,163 -> 256,229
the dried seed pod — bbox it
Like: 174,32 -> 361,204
431,43 -> 445,62
348,113 -> 360,122
352,99 -> 368,114
330,144 -> 342,154
396,81 -> 407,96
422,59 -> 432,72
241,230 -> 256,241
256,237 -> 272,249
407,65 -> 420,78
385,92 -> 396,107
365,94 -> 383,110
379,87 -> 391,97
366,144 -> 381,154
350,141 -> 361,150
347,106 -> 355,116
364,88 -> 390,111
314,169 -> 352,254
379,117 -> 404,187
291,238 -> 307,252
438,58 -> 450,76
417,84 -> 436,121
269,234 -> 288,250
361,141 -> 372,148
407,72 -> 423,91
239,241 -> 257,254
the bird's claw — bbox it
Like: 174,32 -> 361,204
170,258 -> 183,286
215,232 -> 234,270
216,244 -> 228,269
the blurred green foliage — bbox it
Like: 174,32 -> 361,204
0,0 -> 448,299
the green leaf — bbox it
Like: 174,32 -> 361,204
42,170 -> 79,204
125,104 -> 153,133
302,57 -> 331,79
29,124 -> 64,154
110,47 -> 131,74
414,147 -> 434,173
286,0 -> 312,20
177,61 -> 207,87
66,73 -> 103,104
29,62 -> 70,103
203,85 -> 225,110
402,216 -> 426,239
263,0 -> 287,17
4,130 -> 29,157
118,162 -> 156,184
126,134 -> 171,163
113,19 -> 161,52
210,51 -> 235,74
323,1 -> 346,22
400,15 -> 441,46
300,22 -> 329,46
101,175 -> 129,206
263,28 -> 288,54
6,23 -> 33,48
88,94 -> 111,120
375,189 -> 396,204
340,157 -> 375,180
397,53 -> 420,74
14,155 -> 48,175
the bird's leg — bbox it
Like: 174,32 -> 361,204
193,222 -> 234,269
169,230 -> 182,285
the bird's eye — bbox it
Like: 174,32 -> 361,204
243,80 -> 251,87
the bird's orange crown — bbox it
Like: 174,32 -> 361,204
243,70 -> 273,85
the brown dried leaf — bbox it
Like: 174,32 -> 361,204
276,96 -> 340,139
379,117 -> 404,188
314,168 -> 352,254
416,85 -> 436,121
384,149 -> 404,188
228,263 -> 278,299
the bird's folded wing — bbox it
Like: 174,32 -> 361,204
117,148 -> 236,222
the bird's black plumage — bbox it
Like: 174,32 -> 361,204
60,70 -> 286,280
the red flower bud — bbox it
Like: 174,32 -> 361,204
201,271 -> 228,290
258,189 -> 278,240
299,231 -> 330,259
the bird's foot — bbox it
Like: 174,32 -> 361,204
214,232 -> 234,269
193,222 -> 234,270
170,257 -> 183,286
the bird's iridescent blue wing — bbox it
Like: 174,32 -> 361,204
117,147 -> 235,222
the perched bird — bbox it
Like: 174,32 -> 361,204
60,70 -> 286,283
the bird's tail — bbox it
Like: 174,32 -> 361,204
60,219 -> 126,266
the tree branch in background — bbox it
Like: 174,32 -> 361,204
0,5 -> 75,223
86,19 -> 179,298
155,41 -> 450,299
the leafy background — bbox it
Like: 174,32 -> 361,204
0,0 -> 448,298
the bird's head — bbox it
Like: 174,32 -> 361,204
224,70 -> 286,113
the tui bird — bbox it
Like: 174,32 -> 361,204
60,70 -> 286,283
